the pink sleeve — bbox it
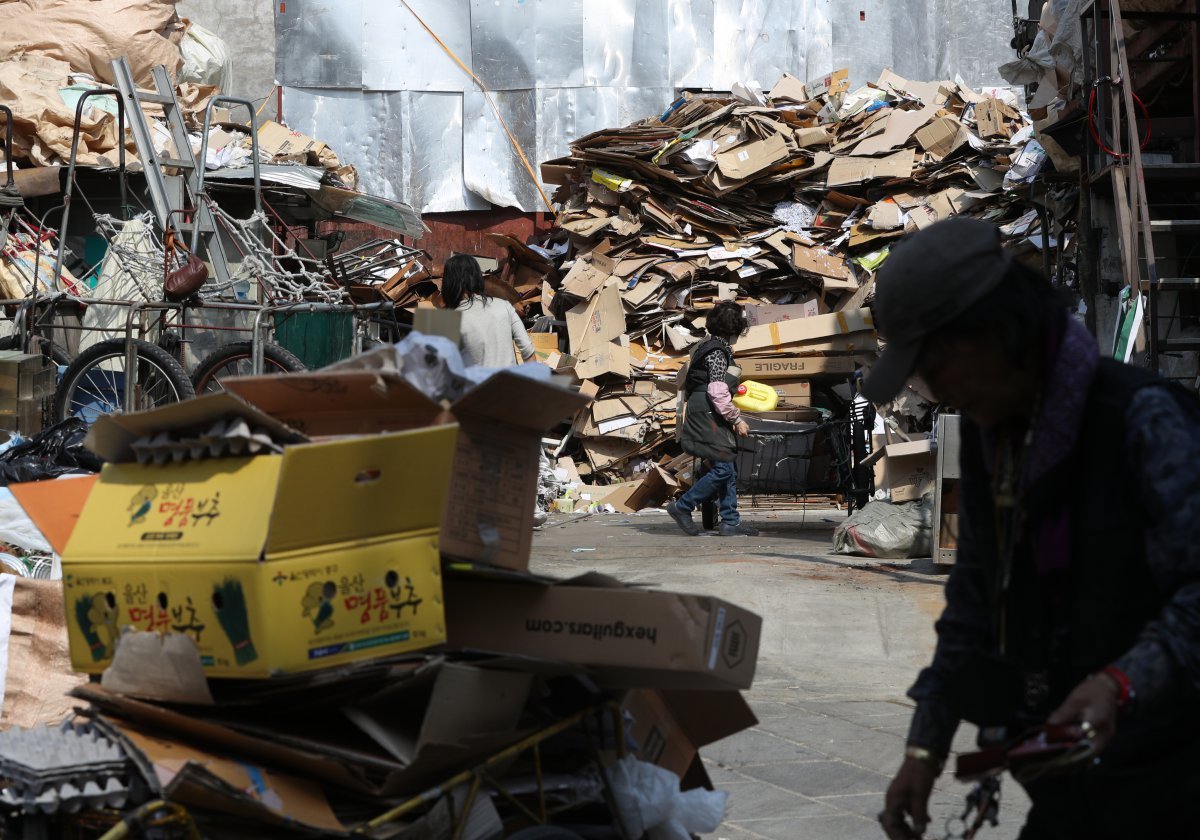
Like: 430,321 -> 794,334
707,381 -> 741,423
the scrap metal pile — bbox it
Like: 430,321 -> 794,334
522,69 -> 1062,506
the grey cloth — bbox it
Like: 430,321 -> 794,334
455,296 -> 535,368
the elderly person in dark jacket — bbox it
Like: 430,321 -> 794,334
870,218 -> 1200,839
667,301 -> 759,537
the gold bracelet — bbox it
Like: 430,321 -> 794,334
905,745 -> 945,770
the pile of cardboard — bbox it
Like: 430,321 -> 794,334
527,68 -> 1046,501
8,346 -> 762,836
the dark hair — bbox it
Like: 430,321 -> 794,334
918,260 -> 1068,372
442,254 -> 485,308
707,301 -> 750,341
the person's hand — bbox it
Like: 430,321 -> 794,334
734,420 -> 750,437
1047,672 -> 1121,753
880,757 -> 938,839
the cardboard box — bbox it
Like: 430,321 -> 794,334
768,379 -> 813,407
257,120 -> 326,161
873,437 -> 937,502
736,355 -> 857,379
734,308 -> 873,354
622,689 -> 757,787
827,149 -> 915,188
715,132 -> 790,180
223,364 -> 589,573
26,407 -> 458,677
444,573 -> 762,690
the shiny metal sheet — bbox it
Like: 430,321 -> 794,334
801,0 -> 834,81
403,92 -> 490,213
463,89 -> 541,211
831,0 -> 897,89
936,0 -> 1015,90
583,0 -> 670,88
282,87 -> 406,202
534,0 -> 586,88
668,0 -> 715,88
274,0 -> 363,88
362,0 -> 474,93
714,0 -> 804,90
583,0 -> 635,87
469,0 -> 537,91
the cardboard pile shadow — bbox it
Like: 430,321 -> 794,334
6,341 -> 763,837
507,68 -> 1057,509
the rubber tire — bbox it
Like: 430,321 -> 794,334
191,341 -> 308,394
53,338 -> 195,423
0,335 -> 71,367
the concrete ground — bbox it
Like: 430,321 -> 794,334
530,508 -> 1031,840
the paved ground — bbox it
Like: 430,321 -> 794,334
530,508 -> 1030,840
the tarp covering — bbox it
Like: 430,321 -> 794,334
0,0 -> 184,87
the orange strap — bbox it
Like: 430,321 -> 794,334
400,1 -> 559,219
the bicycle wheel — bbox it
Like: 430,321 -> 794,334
191,341 -> 308,394
0,335 -> 71,367
53,338 -> 195,424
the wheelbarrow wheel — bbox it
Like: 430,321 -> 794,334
192,341 -> 307,395
53,338 -> 194,424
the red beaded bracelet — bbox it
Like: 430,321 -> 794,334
1101,665 -> 1136,716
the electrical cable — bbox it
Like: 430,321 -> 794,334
1088,85 -> 1151,159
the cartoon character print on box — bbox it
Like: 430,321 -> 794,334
74,592 -> 119,662
302,581 -> 337,634
127,483 -> 222,532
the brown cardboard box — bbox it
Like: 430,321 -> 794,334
873,438 -> 936,502
223,365 -> 589,572
444,573 -> 762,690
734,308 -> 873,354
768,379 -> 813,407
257,120 -> 326,161
622,689 -> 757,786
736,355 -> 857,379
715,132 -> 790,180
827,149 -> 914,188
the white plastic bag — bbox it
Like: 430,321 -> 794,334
0,488 -> 52,554
179,19 -> 233,92
608,755 -> 728,840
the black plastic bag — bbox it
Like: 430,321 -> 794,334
0,418 -> 102,485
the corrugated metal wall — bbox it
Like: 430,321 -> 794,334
275,0 -> 1014,214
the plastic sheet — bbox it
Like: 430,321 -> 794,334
607,754 -> 728,840
833,498 -> 933,559
0,419 -> 102,488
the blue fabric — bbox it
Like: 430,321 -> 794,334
676,460 -> 739,526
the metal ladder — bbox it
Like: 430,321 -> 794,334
110,57 -> 235,289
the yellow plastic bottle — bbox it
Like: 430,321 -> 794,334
732,380 -> 779,413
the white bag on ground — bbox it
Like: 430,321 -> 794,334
608,755 -> 728,840
833,498 -> 933,559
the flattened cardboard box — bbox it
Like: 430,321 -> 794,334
224,365 -> 589,573
444,573 -> 761,690
734,308 -> 874,353
25,421 -> 458,677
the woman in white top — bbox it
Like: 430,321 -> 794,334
441,254 -> 536,367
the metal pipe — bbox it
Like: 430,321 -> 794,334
194,96 -> 264,253
57,89 -> 125,293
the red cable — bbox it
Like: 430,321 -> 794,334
1088,86 -> 1152,159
